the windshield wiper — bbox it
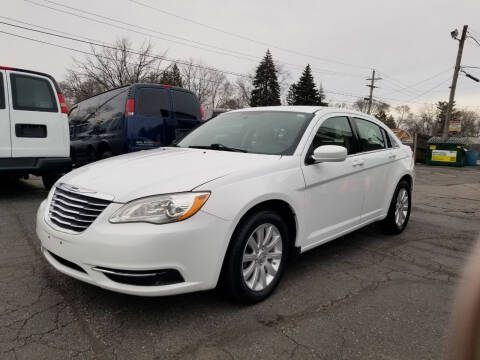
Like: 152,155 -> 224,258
188,143 -> 248,153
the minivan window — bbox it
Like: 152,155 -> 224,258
173,90 -> 200,120
0,74 -> 4,109
96,90 -> 127,129
136,88 -> 169,117
11,74 -> 57,112
310,116 -> 356,154
354,118 -> 386,152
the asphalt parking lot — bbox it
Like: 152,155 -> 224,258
1,164 -> 479,360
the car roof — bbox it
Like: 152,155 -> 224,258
229,106 -> 377,118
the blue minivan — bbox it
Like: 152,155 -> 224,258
69,84 -> 203,164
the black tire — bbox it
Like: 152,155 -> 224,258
42,173 -> 62,190
101,150 -> 113,159
222,209 -> 289,304
87,147 -> 97,163
381,180 -> 411,234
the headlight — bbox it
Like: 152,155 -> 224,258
109,192 -> 210,224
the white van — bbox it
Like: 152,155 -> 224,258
0,66 -> 71,189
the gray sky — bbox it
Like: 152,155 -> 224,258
2,0 -> 479,112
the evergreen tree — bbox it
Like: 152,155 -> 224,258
160,64 -> 183,87
250,50 -> 281,107
287,65 -> 328,106
318,83 -> 328,106
375,109 -> 397,129
435,100 -> 458,135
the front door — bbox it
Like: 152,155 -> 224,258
0,70 -> 10,157
301,115 -> 365,250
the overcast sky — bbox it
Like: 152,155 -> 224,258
2,0 -> 479,112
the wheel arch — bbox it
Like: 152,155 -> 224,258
216,197 -> 299,287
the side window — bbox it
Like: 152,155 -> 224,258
0,73 -> 5,109
10,74 -> 57,112
354,118 -> 386,152
136,88 -> 169,117
381,128 -> 392,148
310,116 -> 356,155
172,90 -> 200,120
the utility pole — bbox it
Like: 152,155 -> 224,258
365,69 -> 382,114
442,25 -> 468,137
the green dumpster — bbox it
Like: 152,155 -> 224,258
426,136 -> 469,167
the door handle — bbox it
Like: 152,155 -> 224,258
388,153 -> 397,160
352,159 -> 365,166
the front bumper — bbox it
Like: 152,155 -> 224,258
36,200 -> 233,296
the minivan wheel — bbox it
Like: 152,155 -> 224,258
42,173 -> 61,190
381,180 -> 411,234
222,210 -> 289,304
101,150 -> 113,159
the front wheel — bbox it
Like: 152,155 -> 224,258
381,180 -> 411,234
222,210 -> 289,304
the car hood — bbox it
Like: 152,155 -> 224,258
60,147 -> 281,203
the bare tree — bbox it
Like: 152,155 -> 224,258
61,38 -> 165,104
394,105 -> 411,128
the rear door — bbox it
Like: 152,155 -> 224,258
0,70 -> 10,157
7,71 -> 69,158
352,117 -> 392,222
128,86 -> 170,150
171,90 -> 202,143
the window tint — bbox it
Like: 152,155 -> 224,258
173,90 -> 200,120
0,74 -> 4,109
96,90 -> 127,131
381,128 -> 392,148
11,74 -> 57,112
69,87 -> 128,136
354,118 -> 386,151
310,116 -> 356,155
136,87 -> 169,117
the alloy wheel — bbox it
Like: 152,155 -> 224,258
241,223 -> 283,291
395,188 -> 409,227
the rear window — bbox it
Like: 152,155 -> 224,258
136,87 -> 169,117
69,87 -> 128,127
0,74 -> 4,109
173,90 -> 200,120
10,74 -> 57,112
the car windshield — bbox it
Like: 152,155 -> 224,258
177,111 -> 313,155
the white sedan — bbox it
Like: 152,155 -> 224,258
36,106 -> 414,303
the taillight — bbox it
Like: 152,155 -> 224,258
57,93 -> 68,114
125,99 -> 135,116
199,105 -> 205,119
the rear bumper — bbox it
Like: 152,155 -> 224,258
0,157 -> 72,174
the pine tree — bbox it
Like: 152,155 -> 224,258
318,83 -> 328,106
375,109 -> 397,129
287,65 -> 327,106
160,64 -> 183,87
250,50 -> 281,107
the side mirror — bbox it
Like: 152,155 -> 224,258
311,145 -> 347,163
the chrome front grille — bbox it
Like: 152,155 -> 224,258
48,184 -> 112,233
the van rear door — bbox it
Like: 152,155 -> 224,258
0,70 -> 10,157
7,71 -> 69,158
127,86 -> 170,150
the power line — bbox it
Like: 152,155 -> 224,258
24,0 -> 366,80
407,78 -> 451,103
365,69 -> 382,114
126,0 -> 371,70
0,26 -> 250,78
380,67 -> 453,97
